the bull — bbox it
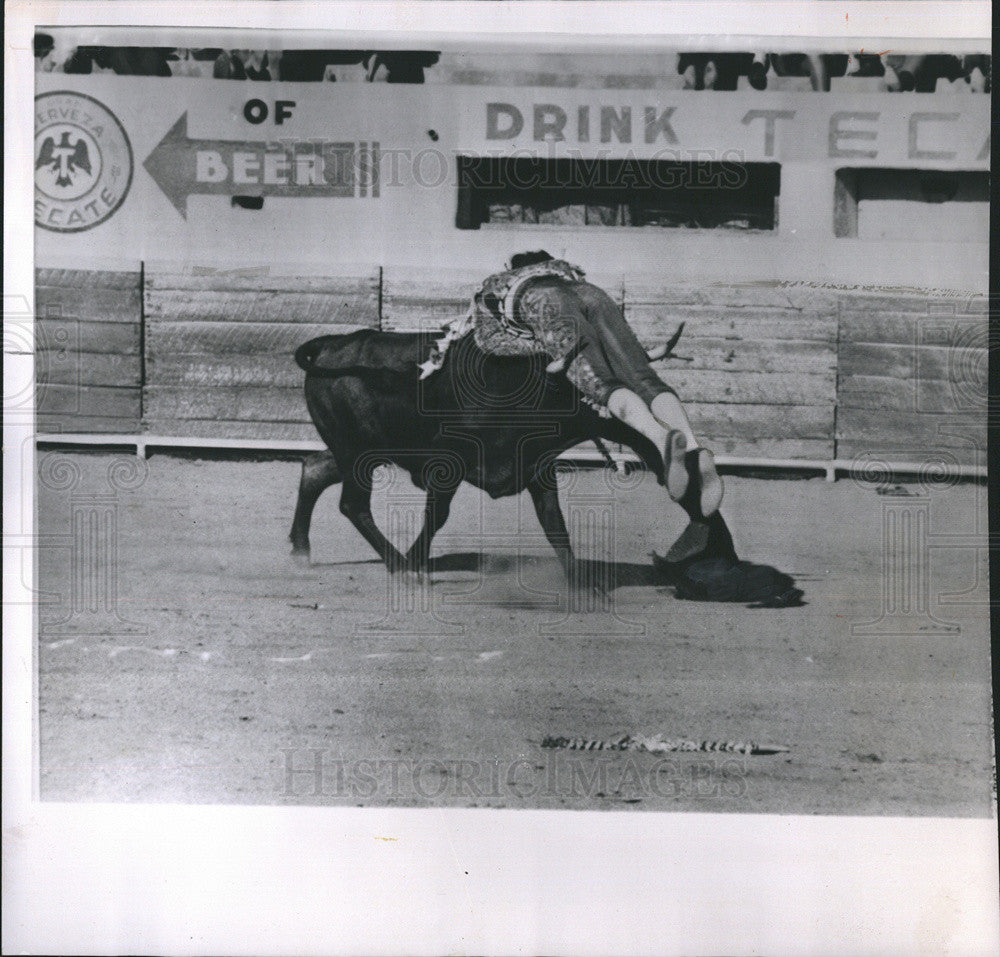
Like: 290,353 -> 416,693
290,328 -> 801,606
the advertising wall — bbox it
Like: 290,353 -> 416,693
35,74 -> 989,288
33,74 -> 989,467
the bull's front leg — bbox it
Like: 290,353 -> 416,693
526,475 -> 604,597
404,486 -> 457,573
339,472 -> 410,573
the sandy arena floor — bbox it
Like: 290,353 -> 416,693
35,452 -> 993,815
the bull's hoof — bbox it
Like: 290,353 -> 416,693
391,568 -> 427,588
567,581 -> 610,613
565,561 -> 610,601
391,553 -> 429,580
569,580 -> 608,602
290,548 -> 311,568
400,553 -> 430,575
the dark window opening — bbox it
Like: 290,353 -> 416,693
456,156 -> 780,231
231,195 -> 264,210
834,168 -> 989,239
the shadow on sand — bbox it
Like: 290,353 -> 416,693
424,551 -> 805,608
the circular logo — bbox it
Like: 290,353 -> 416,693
35,91 -> 133,232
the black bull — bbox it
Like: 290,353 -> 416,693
289,329 -> 802,606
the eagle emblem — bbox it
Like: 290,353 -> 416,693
36,131 -> 93,188
35,91 -> 133,232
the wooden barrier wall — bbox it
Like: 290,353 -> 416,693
622,281 -> 838,461
142,266 -> 380,440
836,293 -> 989,464
36,268 -> 143,435
34,266 -> 988,467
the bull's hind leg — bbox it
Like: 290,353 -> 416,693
339,470 -> 410,573
290,451 -> 342,564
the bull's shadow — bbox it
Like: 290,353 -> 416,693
306,541 -> 804,609
425,550 -> 659,587
311,551 -> 660,588
424,550 -> 805,607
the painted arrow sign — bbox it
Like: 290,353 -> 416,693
143,113 -> 380,217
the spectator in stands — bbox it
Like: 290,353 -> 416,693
889,54 -> 963,92
63,45 -> 174,76
741,52 -> 825,91
881,56 -> 904,91
677,53 -> 754,91
822,52 -> 892,90
278,50 -> 363,81
846,53 -> 884,77
763,53 -> 826,90
883,55 -> 918,91
746,53 -> 769,90
362,51 -> 440,83
31,37 -> 989,92
63,46 -> 119,74
168,49 -> 220,78
129,47 -> 176,76
214,49 -> 279,80
34,33 -> 66,72
961,54 -> 990,92
677,53 -> 825,90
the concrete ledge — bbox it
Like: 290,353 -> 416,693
34,433 -> 987,484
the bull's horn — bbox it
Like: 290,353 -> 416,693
664,321 -> 685,353
647,322 -> 686,361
